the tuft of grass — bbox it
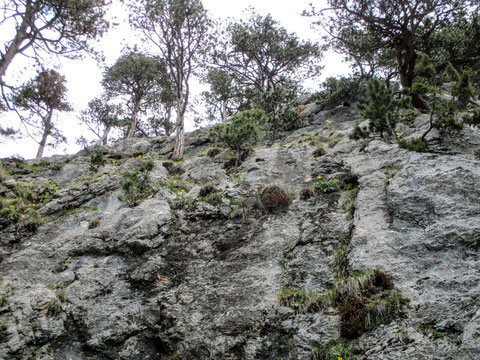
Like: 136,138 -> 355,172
332,241 -> 350,278
341,186 -> 358,216
162,160 -> 185,176
384,165 -> 401,185
259,184 -> 292,213
205,146 -> 223,158
278,287 -> 325,313
0,167 -> 11,183
198,182 -> 218,198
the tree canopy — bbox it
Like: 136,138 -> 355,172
13,69 -> 71,159
0,0 -> 110,83
307,0 -> 480,88
129,0 -> 211,158
102,52 -> 170,138
213,12 -> 322,94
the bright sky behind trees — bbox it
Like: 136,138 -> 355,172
0,0 -> 349,159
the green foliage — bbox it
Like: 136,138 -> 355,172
418,324 -> 445,340
312,340 -> 355,360
316,76 -> 363,109
259,184 -> 292,213
78,97 -> 124,146
333,240 -> 350,278
341,186 -> 358,218
398,137 -> 429,152
216,11 -> 322,94
89,148 -> 106,172
120,157 -> 155,206
209,109 -> 262,166
103,51 -> 171,138
413,55 -> 469,140
314,177 -> 343,193
349,123 -> 370,140
357,79 -> 411,137
13,70 -> 72,158
0,0 -> 109,85
257,86 -> 302,139
464,109 -> 480,126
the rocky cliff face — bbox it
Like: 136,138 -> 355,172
1,102 -> 479,359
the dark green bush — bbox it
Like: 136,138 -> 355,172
349,123 -> 370,140
357,79 -> 411,137
209,109 -> 262,166
398,137 -> 429,152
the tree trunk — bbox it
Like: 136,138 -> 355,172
0,19 -> 28,81
396,42 -> 416,89
127,101 -> 141,138
100,125 -> 112,146
172,97 -> 184,159
36,110 -> 53,159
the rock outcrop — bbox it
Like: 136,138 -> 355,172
1,101 -> 479,359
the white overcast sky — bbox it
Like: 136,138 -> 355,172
0,0 -> 350,160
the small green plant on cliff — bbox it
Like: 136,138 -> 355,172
278,287 -> 324,313
120,157 -> 155,206
89,148 -> 106,172
209,109 -> 263,166
312,339 -> 355,360
418,323 -> 445,340
314,177 -> 343,193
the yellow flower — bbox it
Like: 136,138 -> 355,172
275,143 -> 278,146
138,155 -> 142,158
396,128 -> 400,132
338,357 -> 343,360
173,180 -> 177,184
317,176 -> 322,179
132,168 -> 136,171
11,205 -> 14,208
227,155 -> 230,158
32,204 -> 36,207
181,189 -> 185,193
112,160 -> 116,163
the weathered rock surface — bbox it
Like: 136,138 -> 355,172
1,102 -> 479,359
